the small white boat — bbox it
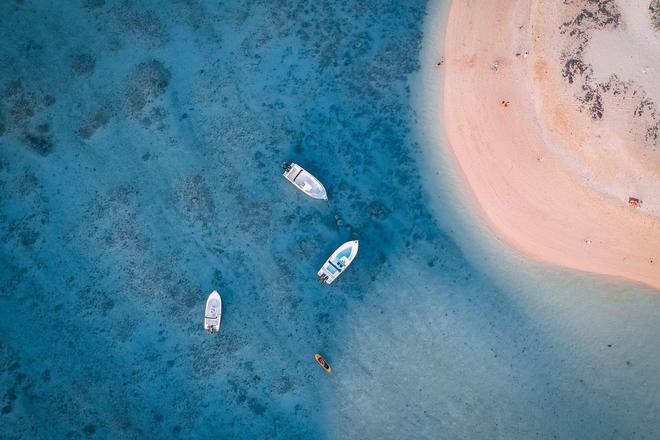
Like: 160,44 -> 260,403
204,290 -> 222,333
318,240 -> 359,284
282,162 -> 328,200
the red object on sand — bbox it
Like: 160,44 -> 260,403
628,197 -> 641,208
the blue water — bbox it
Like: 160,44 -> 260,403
1,1 -> 659,439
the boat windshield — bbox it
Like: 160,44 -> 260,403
334,247 -> 352,261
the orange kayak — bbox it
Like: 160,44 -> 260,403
315,354 -> 332,373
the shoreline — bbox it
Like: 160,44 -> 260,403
437,0 -> 660,291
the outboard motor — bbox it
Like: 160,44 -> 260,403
282,162 -> 292,172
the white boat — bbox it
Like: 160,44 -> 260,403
282,162 -> 328,200
318,240 -> 359,284
204,290 -> 222,333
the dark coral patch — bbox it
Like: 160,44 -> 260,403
77,109 -> 110,139
651,0 -> 660,31
83,0 -> 105,9
70,53 -> 96,75
83,423 -> 96,437
22,131 -> 54,156
124,60 -> 171,117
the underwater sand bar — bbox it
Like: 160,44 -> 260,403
442,0 -> 660,290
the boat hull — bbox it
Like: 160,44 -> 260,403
315,354 -> 332,373
317,240 -> 359,284
204,290 -> 222,333
283,163 -> 328,200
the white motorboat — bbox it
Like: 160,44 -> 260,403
282,162 -> 328,200
318,240 -> 359,284
204,290 -> 222,333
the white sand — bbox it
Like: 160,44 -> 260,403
584,0 -> 660,105
440,0 -> 660,290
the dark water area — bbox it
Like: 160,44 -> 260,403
0,0 -> 435,438
1,1 -> 660,439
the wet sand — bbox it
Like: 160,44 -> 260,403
442,0 -> 660,290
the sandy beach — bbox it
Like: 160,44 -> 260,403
442,0 -> 660,290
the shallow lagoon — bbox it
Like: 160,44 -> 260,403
1,1 -> 659,439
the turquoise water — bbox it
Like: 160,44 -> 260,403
1,0 -> 659,439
